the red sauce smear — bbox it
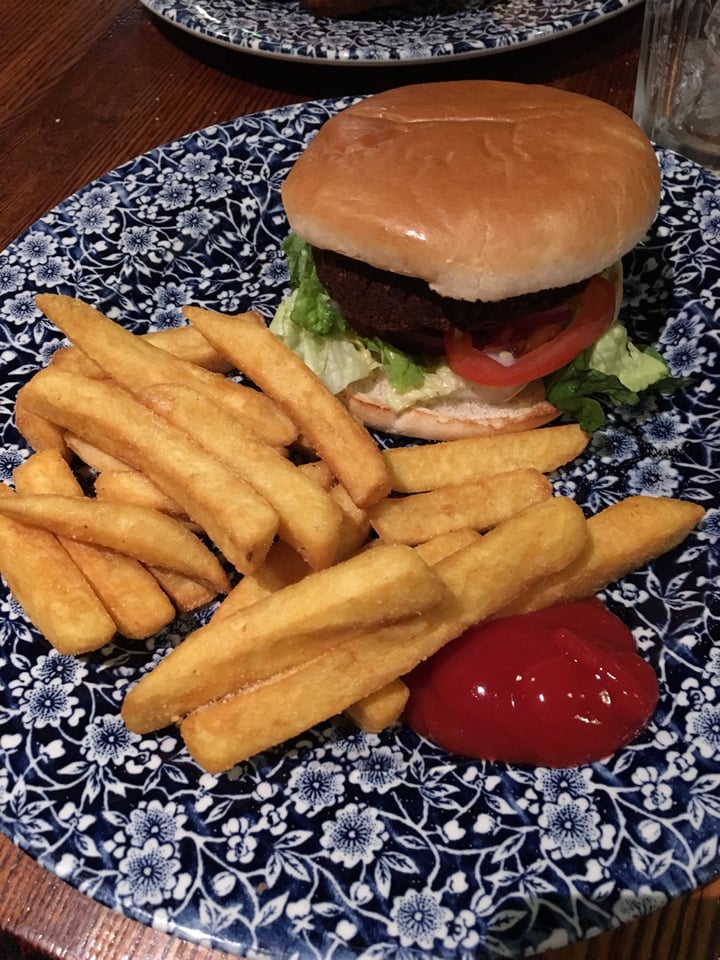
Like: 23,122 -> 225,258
404,598 -> 659,767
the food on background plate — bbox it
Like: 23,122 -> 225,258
300,0 -> 399,19
272,80 -> 676,439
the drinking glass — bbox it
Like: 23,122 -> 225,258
633,0 -> 720,170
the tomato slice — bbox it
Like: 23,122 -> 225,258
443,274 -> 617,387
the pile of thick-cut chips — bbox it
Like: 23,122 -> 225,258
0,293 -> 704,772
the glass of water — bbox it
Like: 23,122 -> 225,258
633,0 -> 720,170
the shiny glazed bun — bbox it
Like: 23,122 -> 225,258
281,81 -> 660,304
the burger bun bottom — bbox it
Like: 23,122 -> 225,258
343,377 -> 559,441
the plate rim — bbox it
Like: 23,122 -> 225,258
139,0 -> 643,65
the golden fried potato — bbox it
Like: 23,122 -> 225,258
94,469 -> 193,524
19,368 -> 279,575
15,386 -> 70,460
184,307 -> 392,509
369,468 -> 551,544
212,539 -> 311,622
148,567 -> 218,613
345,528 -> 483,732
140,382 -> 343,570
0,493 -> 230,595
344,678 -> 410,733
382,424 -> 589,493
35,294 -> 296,447
122,543 -> 451,734
0,483 -> 116,653
497,495 -> 706,616
413,527 -> 482,565
51,324 -> 233,376
14,451 -> 175,639
179,496 -> 588,771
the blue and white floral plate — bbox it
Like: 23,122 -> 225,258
0,98 -> 719,959
140,0 -> 641,64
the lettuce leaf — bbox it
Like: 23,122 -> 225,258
282,233 -> 347,336
583,324 -> 669,392
279,234 -> 425,391
270,293 -> 378,395
545,322 -> 686,431
378,361 -> 483,412
360,336 -> 425,391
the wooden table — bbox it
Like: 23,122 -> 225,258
0,2 -> 718,958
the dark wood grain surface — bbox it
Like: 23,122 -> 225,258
0,2 -> 718,958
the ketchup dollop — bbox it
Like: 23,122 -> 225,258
404,598 -> 659,767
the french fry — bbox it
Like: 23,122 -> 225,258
141,325 -> 233,372
213,483 -> 372,621
148,567 -> 217,613
51,346 -> 107,378
0,494 -> 230,595
413,527 -> 482,565
15,386 -> 70,459
94,469 -> 193,524
140,382 -> 343,570
382,424 -> 590,493
345,678 -> 410,733
52,324 -> 233,375
65,434 -> 132,473
13,451 -> 175,639
497,495 -> 706,617
0,483 -> 116,654
212,539 -> 311,622
179,496 -> 588,771
19,368 -> 279,575
122,543 -> 451,734
369,468 -> 552,544
297,460 -> 335,490
329,481 -> 371,561
346,528 -> 483,732
184,306 -> 392,509
35,294 -> 296,448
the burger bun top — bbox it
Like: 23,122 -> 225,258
282,81 -> 660,303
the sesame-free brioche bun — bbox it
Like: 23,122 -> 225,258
282,81 -> 660,304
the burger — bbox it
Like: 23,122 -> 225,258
270,81 -> 671,440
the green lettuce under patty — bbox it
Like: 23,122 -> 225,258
277,233 -> 424,392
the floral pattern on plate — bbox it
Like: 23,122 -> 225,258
0,98 -> 719,960
140,0 -> 641,64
